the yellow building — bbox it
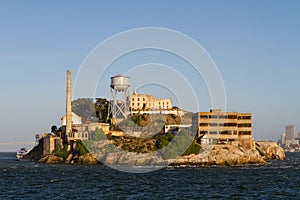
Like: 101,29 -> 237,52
130,92 -> 172,111
192,109 -> 254,149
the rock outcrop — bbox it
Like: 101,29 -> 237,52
89,143 -> 266,166
78,153 -> 99,164
31,138 -> 286,166
38,155 -> 64,164
256,142 -> 285,160
171,144 -> 265,166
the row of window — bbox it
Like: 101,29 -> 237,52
199,131 -> 251,135
200,115 -> 251,120
199,123 -> 251,127
132,97 -> 146,101
132,103 -> 148,106
131,102 -> 169,107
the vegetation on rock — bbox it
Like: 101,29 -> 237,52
55,144 -> 69,160
72,98 -> 110,123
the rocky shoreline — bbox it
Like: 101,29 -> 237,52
28,141 -> 285,166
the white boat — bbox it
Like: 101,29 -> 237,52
16,147 -> 28,160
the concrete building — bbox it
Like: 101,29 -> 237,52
281,133 -> 286,146
73,122 -> 110,140
130,92 -> 172,111
285,125 -> 295,140
61,112 -> 82,126
43,133 -> 62,156
192,109 -> 254,149
130,109 -> 187,116
164,124 -> 192,134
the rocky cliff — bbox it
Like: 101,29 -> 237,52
91,144 -> 266,166
255,141 -> 285,160
171,145 -> 265,166
35,139 -> 286,166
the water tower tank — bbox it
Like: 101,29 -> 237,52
110,75 -> 130,91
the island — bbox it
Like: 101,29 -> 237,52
23,70 -> 285,166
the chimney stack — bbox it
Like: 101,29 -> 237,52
66,70 -> 72,137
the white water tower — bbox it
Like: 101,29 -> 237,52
109,75 -> 130,120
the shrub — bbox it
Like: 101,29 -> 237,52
155,133 -> 174,149
76,140 -> 89,155
182,141 -> 201,156
55,144 -> 69,160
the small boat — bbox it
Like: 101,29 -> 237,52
16,147 -> 28,160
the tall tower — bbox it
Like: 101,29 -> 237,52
66,70 -> 72,138
109,75 -> 130,122
285,125 -> 295,140
281,133 -> 286,145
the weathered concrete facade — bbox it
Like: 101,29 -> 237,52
43,134 -> 62,156
61,112 -> 82,126
130,92 -> 172,111
164,124 -> 192,134
192,109 -> 254,149
74,122 -> 110,140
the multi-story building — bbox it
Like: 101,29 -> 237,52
281,133 -> 286,146
130,92 -> 172,111
285,125 -> 295,140
285,125 -> 297,147
192,109 -> 254,149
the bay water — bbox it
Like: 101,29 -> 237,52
0,152 -> 299,199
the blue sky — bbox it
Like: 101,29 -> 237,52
0,1 -> 299,151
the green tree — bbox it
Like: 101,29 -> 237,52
72,98 -> 98,122
76,140 -> 89,155
95,98 -> 109,122
55,144 -> 69,160
156,133 -> 174,149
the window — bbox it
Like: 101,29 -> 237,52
132,103 -> 134,106
224,123 -> 237,127
132,98 -> 134,101
143,98 -> 145,101
137,103 -> 140,106
137,98 -> 140,101
242,116 -> 251,120
200,115 -> 208,119
238,123 -> 251,127
238,131 -> 251,135
227,115 -> 237,119
220,131 -> 231,135
200,123 -> 209,126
